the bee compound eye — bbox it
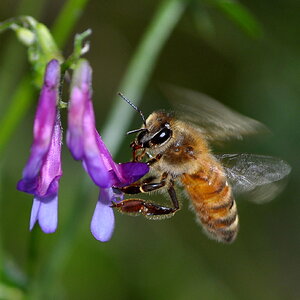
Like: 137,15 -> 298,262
151,127 -> 172,145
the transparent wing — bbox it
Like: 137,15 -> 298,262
216,154 -> 292,203
161,85 -> 269,141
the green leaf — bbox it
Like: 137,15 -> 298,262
210,0 -> 263,38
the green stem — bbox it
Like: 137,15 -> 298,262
102,0 -> 188,156
61,29 -> 92,72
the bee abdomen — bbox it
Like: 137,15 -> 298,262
182,168 -> 239,243
203,200 -> 239,243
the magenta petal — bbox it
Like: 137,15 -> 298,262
82,101 -> 111,188
92,130 -> 149,187
18,114 -> 63,198
66,87 -> 85,159
94,129 -> 117,172
67,60 -> 92,160
36,115 -> 62,197
90,189 -> 116,242
23,60 -> 60,179
113,162 -> 150,187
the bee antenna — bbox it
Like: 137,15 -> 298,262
118,92 -> 147,127
126,128 -> 147,135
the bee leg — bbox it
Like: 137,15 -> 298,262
168,180 -> 180,211
132,148 -> 146,162
117,172 -> 168,194
111,199 -> 177,218
112,176 -> 180,219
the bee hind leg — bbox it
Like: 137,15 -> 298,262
111,199 -> 177,219
112,179 -> 180,219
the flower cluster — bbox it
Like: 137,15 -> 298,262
17,59 -> 149,242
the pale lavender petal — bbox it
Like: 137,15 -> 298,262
36,195 -> 58,233
29,198 -> 42,231
90,188 -> 116,242
67,60 -> 92,160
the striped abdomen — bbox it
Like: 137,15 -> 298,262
181,161 -> 239,243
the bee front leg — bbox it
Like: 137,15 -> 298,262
112,176 -> 180,219
117,172 -> 168,194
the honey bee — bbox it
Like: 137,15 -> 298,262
112,87 -> 291,243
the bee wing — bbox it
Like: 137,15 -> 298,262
162,85 -> 268,141
216,154 -> 291,203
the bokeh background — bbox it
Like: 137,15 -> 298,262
0,0 -> 299,299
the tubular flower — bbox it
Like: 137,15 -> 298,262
17,60 -> 62,233
67,60 -> 149,242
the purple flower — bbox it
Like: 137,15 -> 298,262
67,60 -> 149,242
17,59 -> 62,233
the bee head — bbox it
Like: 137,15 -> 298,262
118,93 -> 173,150
134,111 -> 173,149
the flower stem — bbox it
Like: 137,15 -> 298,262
102,0 -> 189,156
61,29 -> 92,72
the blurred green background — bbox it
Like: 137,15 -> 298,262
0,0 -> 299,299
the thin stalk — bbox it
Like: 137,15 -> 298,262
102,0 -> 188,156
